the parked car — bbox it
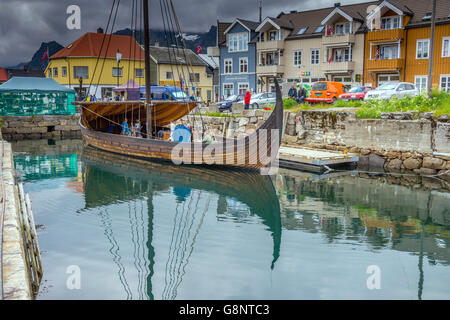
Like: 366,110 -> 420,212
139,85 -> 190,101
217,94 -> 244,112
339,86 -> 374,101
364,82 -> 419,100
305,81 -> 350,104
237,92 -> 276,109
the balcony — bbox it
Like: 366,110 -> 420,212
366,29 -> 405,42
366,58 -> 405,71
322,34 -> 355,47
257,64 -> 284,75
321,61 -> 355,74
257,40 -> 284,51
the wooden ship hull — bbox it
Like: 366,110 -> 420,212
77,81 -> 284,171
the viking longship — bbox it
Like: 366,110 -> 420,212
76,0 -> 283,171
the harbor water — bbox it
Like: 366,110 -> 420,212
11,139 -> 450,300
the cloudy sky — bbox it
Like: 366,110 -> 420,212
0,0 -> 372,67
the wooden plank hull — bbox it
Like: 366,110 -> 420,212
78,80 -> 284,170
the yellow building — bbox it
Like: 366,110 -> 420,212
45,31 -> 145,99
149,45 -> 214,102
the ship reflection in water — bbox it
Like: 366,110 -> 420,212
12,140 -> 450,300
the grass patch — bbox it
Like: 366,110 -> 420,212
356,90 -> 450,119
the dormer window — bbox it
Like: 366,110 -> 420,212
381,16 -> 400,30
335,22 -> 351,35
269,30 -> 277,41
297,27 -> 307,35
228,32 -> 249,52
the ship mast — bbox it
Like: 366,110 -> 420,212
143,0 -> 152,138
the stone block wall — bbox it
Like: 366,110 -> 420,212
0,114 -> 81,141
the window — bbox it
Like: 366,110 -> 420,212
101,87 -> 114,98
228,32 -> 249,52
414,76 -> 428,92
416,39 -> 429,59
189,73 -> 200,83
293,50 -> 302,66
166,71 -> 173,80
112,67 -> 122,77
440,75 -> 450,92
335,22 -> 351,35
422,12 -> 432,21
334,48 -> 351,62
260,32 -> 265,42
381,16 -> 400,30
379,45 -> 399,60
223,83 -> 234,97
239,58 -> 248,73
48,69 -> 52,77
314,26 -> 325,33
224,59 -> 232,74
311,49 -> 320,65
269,30 -> 277,41
53,67 -> 58,77
135,68 -> 144,78
73,66 -> 88,79
238,83 -> 249,95
442,37 -> 450,57
62,66 -> 67,77
297,27 -> 307,35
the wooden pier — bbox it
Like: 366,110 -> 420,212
277,146 -> 359,173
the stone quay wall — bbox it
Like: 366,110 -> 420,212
0,114 -> 81,141
183,108 -> 450,178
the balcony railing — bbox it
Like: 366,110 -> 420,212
257,40 -> 284,51
366,58 -> 405,71
257,64 -> 284,75
322,33 -> 355,46
366,28 -> 405,42
321,61 -> 355,73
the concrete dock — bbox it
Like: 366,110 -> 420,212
277,146 -> 359,173
1,140 -> 33,300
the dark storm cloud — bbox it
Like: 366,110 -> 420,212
0,0 -> 371,67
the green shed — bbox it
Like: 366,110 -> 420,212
0,77 -> 76,116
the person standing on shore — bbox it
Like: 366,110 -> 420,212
244,90 -> 251,110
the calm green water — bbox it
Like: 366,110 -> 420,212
12,140 -> 450,300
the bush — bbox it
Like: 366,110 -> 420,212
282,98 -> 298,109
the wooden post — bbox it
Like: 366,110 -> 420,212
427,0 -> 437,97
143,0 -> 152,138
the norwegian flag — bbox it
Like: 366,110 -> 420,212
328,54 -> 334,63
375,47 -> 380,61
195,45 -> 203,54
326,25 -> 333,36
41,48 -> 49,61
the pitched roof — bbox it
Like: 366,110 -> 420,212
50,32 -> 144,60
197,54 -> 219,69
5,68 -> 45,79
275,1 -> 379,40
0,68 -> 8,82
217,22 -> 232,45
0,77 -> 75,93
235,18 -> 260,31
149,46 -> 207,66
388,0 -> 450,27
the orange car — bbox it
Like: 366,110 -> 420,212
305,81 -> 350,104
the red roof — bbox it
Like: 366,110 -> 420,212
0,68 -> 8,82
50,32 -> 144,60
